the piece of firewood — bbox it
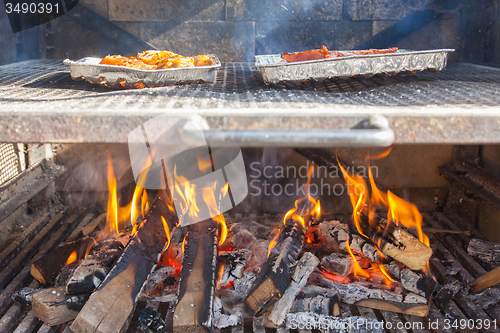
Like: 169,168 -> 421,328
310,270 -> 431,316
32,286 -> 89,326
81,213 -> 107,237
321,253 -> 353,278
422,227 -> 471,236
366,223 -> 432,271
71,194 -> 176,333
291,294 -> 340,317
399,268 -> 437,299
471,266 -> 500,293
173,219 -> 218,333
31,237 -> 95,286
467,239 -> 500,265
244,219 -> 307,315
66,239 -> 124,294
263,252 -> 320,328
218,250 -> 251,289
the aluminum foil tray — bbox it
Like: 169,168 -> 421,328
255,49 -> 454,84
64,55 -> 221,88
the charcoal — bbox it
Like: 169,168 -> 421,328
12,287 -> 43,306
138,307 -> 166,333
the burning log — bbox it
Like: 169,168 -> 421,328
365,223 -> 432,271
66,239 -> 124,294
32,286 -> 89,326
263,252 -> 320,328
309,270 -> 431,316
31,237 -> 95,286
143,266 -> 177,295
173,219 -> 218,333
321,253 -> 354,278
467,238 -> 500,265
71,195 -> 176,333
244,219 -> 307,315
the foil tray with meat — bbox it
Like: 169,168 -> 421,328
64,54 -> 221,88
255,48 -> 454,84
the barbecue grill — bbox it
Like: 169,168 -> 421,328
1,0 -> 500,332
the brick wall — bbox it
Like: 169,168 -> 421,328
2,0 -> 491,64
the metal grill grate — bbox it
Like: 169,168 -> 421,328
1,61 -> 500,108
0,144 -> 21,185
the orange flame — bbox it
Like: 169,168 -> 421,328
197,155 -> 213,173
161,216 -> 171,251
346,240 -> 370,279
283,165 -> 321,228
366,146 -> 393,161
202,182 -> 228,245
221,183 -> 229,197
174,165 -> 199,219
268,231 -> 280,257
65,251 -> 78,266
339,149 -> 432,277
337,159 -> 368,238
106,155 -> 120,236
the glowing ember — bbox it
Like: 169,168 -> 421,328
65,251 -> 78,266
346,240 -> 370,279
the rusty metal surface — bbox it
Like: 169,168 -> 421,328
0,60 -> 500,143
255,49 -> 454,84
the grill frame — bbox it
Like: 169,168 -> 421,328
0,61 -> 500,144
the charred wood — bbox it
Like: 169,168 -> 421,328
12,287 -> 43,306
263,252 -> 320,327
218,249 -> 251,289
467,238 -> 500,265
71,194 -> 176,333
400,268 -> 437,299
32,286 -> 89,326
138,307 -> 166,333
173,219 -> 218,333
66,239 -> 124,294
244,219 -> 307,315
321,253 -> 353,278
435,279 -> 461,311
31,237 -> 95,286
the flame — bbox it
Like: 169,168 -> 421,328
346,240 -> 370,279
197,155 -> 213,173
268,231 -> 280,257
366,146 -> 393,161
174,165 -> 199,219
338,149 -> 433,278
104,150 -> 155,239
106,155 -> 120,236
201,183 -> 228,245
221,183 -> 229,197
161,216 -> 171,251
65,251 -> 78,266
282,165 -> 321,228
182,237 -> 186,253
337,159 -> 368,238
